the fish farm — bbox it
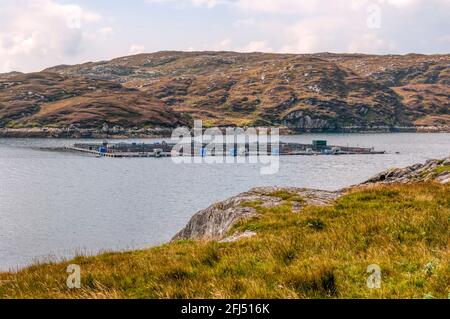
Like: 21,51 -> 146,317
65,140 -> 386,158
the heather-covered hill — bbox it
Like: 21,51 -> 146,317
392,84 -> 449,126
318,53 -> 449,86
1,51 -> 448,133
44,51 -> 450,129
0,72 -> 190,130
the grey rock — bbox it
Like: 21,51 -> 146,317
362,156 -> 450,185
172,187 -> 340,241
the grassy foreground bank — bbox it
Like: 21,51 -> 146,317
0,183 -> 448,299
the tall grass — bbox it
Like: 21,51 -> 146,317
0,183 -> 448,299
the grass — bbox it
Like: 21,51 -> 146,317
265,190 -> 305,203
0,183 -> 448,299
435,165 -> 450,175
240,200 -> 264,209
5,120 -> 25,129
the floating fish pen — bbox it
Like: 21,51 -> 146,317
66,140 -> 385,158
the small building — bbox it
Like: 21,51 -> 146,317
313,140 -> 327,148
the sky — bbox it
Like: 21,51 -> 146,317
0,0 -> 449,73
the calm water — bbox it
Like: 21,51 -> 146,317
0,133 -> 449,271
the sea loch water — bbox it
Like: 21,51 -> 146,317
0,133 -> 449,271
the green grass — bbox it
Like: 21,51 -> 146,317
240,200 -> 264,209
0,183 -> 448,299
5,120 -> 25,129
266,190 -> 305,203
435,165 -> 450,175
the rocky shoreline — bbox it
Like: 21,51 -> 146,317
173,156 -> 450,242
362,157 -> 450,185
0,127 -> 174,138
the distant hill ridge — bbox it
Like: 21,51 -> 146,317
1,51 -> 449,134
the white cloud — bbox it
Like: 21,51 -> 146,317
129,44 -> 146,55
0,0 -> 105,72
1,0 -> 449,72
217,38 -> 232,50
98,27 -> 114,35
235,0 -> 321,14
232,0 -> 450,54
234,0 -> 444,13
145,0 -> 225,8
279,14 -> 397,54
206,38 -> 273,52
241,40 -> 273,53
0,60 -> 14,73
154,0 -> 450,54
348,33 -> 396,53
191,0 -> 224,7
384,0 -> 420,8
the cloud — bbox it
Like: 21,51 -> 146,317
129,44 -> 146,55
234,0 -> 444,13
0,0 -> 105,72
1,60 -> 14,74
151,0 -> 449,54
205,38 -> 273,53
384,0 -> 421,8
241,40 -> 273,53
216,38 -> 232,50
234,0 -> 321,14
279,13 -> 396,54
238,0 -> 450,54
145,0 -> 225,8
98,27 -> 114,35
2,0 -> 448,72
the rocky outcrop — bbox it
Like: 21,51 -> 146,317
172,187 -> 340,241
363,156 -> 450,185
283,111 -> 332,131
173,157 -> 449,242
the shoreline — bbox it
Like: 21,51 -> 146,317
1,126 -> 449,138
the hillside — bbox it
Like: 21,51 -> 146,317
392,84 -> 450,126
1,52 -> 449,134
0,158 -> 448,298
318,53 -> 449,87
0,72 -> 190,136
